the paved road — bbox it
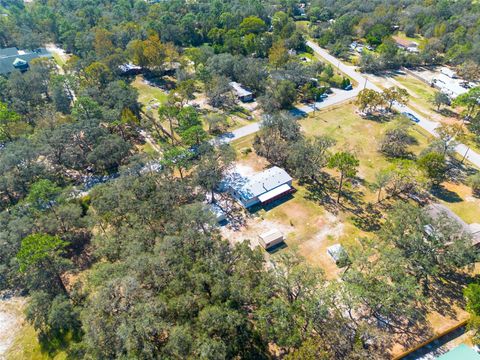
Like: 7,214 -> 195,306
306,40 -> 480,168
216,88 -> 359,144
214,122 -> 261,144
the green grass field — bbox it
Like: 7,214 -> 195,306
51,53 -> 66,67
300,102 -> 432,183
132,75 -> 169,107
394,75 -> 436,110
4,301 -> 67,360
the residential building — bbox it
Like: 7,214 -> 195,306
440,67 -> 457,79
227,166 -> 293,208
229,81 -> 253,102
0,47 -> 52,75
393,37 -> 419,52
425,203 -> 480,247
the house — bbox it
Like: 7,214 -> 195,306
393,37 -> 419,53
227,166 -> 293,208
118,63 -> 142,75
440,67 -> 457,79
258,229 -> 284,249
0,47 -> 52,75
229,81 -> 253,102
425,203 -> 480,247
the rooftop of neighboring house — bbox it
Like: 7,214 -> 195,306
0,47 -> 52,75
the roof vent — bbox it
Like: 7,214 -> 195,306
12,58 -> 28,68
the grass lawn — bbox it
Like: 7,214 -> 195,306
393,75 -> 437,110
51,53 -> 66,67
230,124 -> 375,278
6,326 -> 67,360
229,102 -> 480,272
301,101 -> 432,184
393,31 -> 423,43
132,75 -> 169,108
229,102 -> 479,355
4,300 -> 67,360
437,181 -> 480,224
136,142 -> 157,155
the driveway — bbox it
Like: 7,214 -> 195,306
213,122 -> 261,144
296,88 -> 360,114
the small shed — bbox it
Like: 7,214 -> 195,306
258,229 -> 284,249
327,244 -> 349,266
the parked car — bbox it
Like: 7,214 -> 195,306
344,84 -> 353,91
401,112 -> 420,123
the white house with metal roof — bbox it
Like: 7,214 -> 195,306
229,81 -> 253,102
227,166 -> 293,208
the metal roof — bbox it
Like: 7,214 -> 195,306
258,183 -> 291,203
0,47 -> 20,58
425,203 -> 480,245
258,229 -> 283,244
229,81 -> 252,97
327,244 -> 345,262
231,166 -> 292,202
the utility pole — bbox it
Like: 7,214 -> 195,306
461,146 -> 470,164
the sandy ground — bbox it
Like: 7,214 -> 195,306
221,217 -> 294,248
0,297 -> 25,359
221,163 -> 346,278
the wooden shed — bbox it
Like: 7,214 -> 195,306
258,229 -> 284,250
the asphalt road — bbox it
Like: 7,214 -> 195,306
216,88 -> 360,144
305,40 -> 480,168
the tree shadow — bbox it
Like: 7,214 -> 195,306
426,271 -> 476,319
143,71 -> 176,90
303,175 -> 383,232
437,108 -> 457,118
248,193 -> 295,214
350,203 -> 383,231
304,177 -> 340,214
39,329 -> 82,357
360,112 -> 394,123
430,184 -> 463,203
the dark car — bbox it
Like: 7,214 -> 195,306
401,112 -> 420,123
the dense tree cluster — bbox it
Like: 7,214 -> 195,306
309,0 -> 480,72
0,0 -> 479,358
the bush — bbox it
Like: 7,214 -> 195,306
241,147 -> 252,155
468,173 -> 480,197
